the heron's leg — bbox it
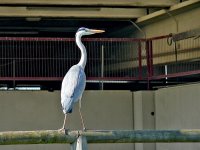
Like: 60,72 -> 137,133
79,99 -> 86,130
59,114 -> 67,131
79,95 -> 82,108
62,114 -> 67,129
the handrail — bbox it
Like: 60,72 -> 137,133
1,129 -> 200,145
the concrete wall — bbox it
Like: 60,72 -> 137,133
133,91 -> 155,150
0,91 -> 134,150
155,84 -> 200,150
133,83 -> 200,150
1,83 -> 200,150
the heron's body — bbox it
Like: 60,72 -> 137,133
61,64 -> 86,114
59,27 -> 104,131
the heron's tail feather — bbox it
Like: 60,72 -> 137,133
67,108 -> 72,113
61,98 -> 74,114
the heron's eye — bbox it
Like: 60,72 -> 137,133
84,29 -> 89,32
78,27 -> 87,32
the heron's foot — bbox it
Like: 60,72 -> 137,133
58,127 -> 65,132
58,127 -> 69,134
82,127 -> 87,131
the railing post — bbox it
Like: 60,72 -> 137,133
145,39 -> 153,89
13,59 -> 16,89
138,41 -> 142,80
149,40 -> 153,77
145,40 -> 150,89
101,45 -> 104,90
71,136 -> 88,150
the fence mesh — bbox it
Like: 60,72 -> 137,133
0,35 -> 200,83
151,35 -> 200,79
0,37 -> 144,81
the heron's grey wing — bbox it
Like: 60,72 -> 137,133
61,66 -> 86,113
70,67 -> 86,102
61,65 -> 86,101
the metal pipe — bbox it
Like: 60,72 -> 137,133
165,65 -> 168,84
1,129 -> 200,145
166,10 -> 179,33
129,20 -> 146,39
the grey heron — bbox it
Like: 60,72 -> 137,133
60,27 -> 105,131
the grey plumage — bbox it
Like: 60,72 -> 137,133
59,27 -> 105,130
61,65 -> 86,114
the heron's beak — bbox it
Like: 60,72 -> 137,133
90,29 -> 105,34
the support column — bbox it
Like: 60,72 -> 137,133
71,136 -> 88,150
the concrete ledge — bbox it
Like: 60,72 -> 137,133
136,0 -> 200,25
0,0 -> 177,8
0,6 -> 145,18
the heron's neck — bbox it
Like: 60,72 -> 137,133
76,33 -> 87,69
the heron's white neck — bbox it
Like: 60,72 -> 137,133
76,33 -> 87,69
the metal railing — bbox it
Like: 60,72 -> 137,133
0,37 -> 146,82
0,35 -> 200,85
1,129 -> 200,150
1,129 -> 200,144
149,35 -> 200,80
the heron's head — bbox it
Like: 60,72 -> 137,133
76,27 -> 105,37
